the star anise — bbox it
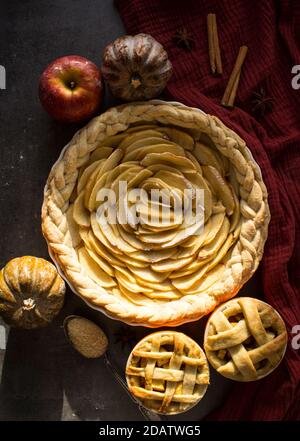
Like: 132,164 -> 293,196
173,28 -> 195,50
251,86 -> 273,117
114,325 -> 138,350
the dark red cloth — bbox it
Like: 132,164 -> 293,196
115,0 -> 300,420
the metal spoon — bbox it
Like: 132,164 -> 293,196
64,315 -> 164,421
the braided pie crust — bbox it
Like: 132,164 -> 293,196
42,101 -> 270,327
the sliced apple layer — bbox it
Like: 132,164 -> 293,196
68,124 -> 241,304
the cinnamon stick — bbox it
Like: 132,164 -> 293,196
227,70 -> 241,107
212,14 -> 222,75
221,45 -> 248,108
207,13 -> 222,75
207,14 -> 216,74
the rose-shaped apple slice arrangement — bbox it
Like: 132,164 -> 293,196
39,55 -> 103,123
67,124 -> 241,304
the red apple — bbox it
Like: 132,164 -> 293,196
39,55 -> 103,123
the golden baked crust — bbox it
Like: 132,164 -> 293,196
204,297 -> 287,381
126,331 -> 209,415
42,101 -> 270,327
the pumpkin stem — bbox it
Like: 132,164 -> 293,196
131,74 -> 142,89
23,298 -> 35,311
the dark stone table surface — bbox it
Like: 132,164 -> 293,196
0,0 -> 262,421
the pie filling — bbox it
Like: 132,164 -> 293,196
126,331 -> 209,414
67,123 -> 242,305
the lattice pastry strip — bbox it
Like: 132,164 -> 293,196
126,331 -> 209,415
204,297 -> 287,381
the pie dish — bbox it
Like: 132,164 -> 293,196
204,297 -> 287,381
42,100 -> 270,327
126,331 -> 209,415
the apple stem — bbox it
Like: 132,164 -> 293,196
69,81 -> 76,89
131,75 -> 142,89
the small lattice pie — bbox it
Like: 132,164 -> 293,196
42,101 -> 270,326
126,331 -> 209,414
204,297 -> 287,381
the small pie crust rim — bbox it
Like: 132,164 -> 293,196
204,297 -> 287,382
125,330 -> 209,415
41,100 -> 270,327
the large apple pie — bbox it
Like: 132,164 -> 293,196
42,101 -> 270,326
